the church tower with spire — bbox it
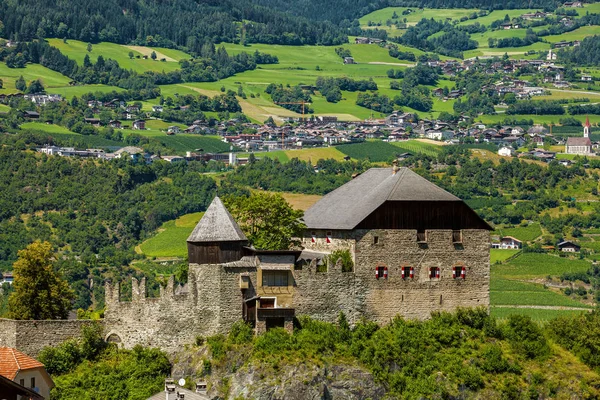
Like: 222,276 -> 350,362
584,115 -> 591,138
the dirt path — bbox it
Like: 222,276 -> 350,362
492,305 -> 592,311
549,88 -> 600,97
368,61 -> 416,67
125,46 -> 177,62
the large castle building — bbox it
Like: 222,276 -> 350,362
102,166 -> 491,353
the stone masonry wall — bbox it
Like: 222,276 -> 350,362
293,228 -> 489,324
0,318 -> 96,357
102,228 -> 488,353
103,263 -> 258,353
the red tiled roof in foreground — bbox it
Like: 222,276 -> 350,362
0,347 -> 44,380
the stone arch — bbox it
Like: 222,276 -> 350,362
105,331 -> 123,347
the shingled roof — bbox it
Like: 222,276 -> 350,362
0,347 -> 45,380
566,136 -> 592,146
303,167 -> 462,230
187,197 -> 247,243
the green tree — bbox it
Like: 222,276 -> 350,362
86,42 -> 92,52
57,22 -> 68,38
8,241 -> 75,320
128,51 -> 134,59
0,78 -> 3,89
15,75 -> 26,91
223,193 -> 305,250
25,79 -> 44,94
151,51 -> 157,60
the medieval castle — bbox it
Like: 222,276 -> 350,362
0,166 -> 491,355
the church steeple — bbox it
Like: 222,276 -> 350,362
584,115 -> 591,138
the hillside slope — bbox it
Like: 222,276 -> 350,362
0,0 -> 346,47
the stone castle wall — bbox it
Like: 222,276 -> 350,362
101,228 -> 488,353
295,229 -> 489,324
0,318 -> 96,357
103,262 -> 259,354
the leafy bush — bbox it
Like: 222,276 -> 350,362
503,315 -> 550,360
228,321 -> 254,345
38,323 -> 106,375
327,249 -> 354,272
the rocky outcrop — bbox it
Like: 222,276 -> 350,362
221,363 -> 386,400
171,348 -> 386,400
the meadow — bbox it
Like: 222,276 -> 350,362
490,307 -> 588,321
0,63 -> 71,93
47,39 -> 187,73
335,139 -> 442,162
493,223 -> 543,241
19,121 -> 230,153
490,249 -> 520,264
492,253 -> 591,279
138,212 -> 204,258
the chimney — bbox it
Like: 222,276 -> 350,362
165,379 -> 176,400
392,160 -> 399,175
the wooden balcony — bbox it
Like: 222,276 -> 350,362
257,308 -> 295,319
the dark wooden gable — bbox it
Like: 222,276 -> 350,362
355,200 -> 492,231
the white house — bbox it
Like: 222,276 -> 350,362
500,236 -> 522,249
498,147 -> 514,157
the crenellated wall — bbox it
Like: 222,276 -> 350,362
101,228 -> 488,353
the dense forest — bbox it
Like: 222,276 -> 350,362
559,35 -> 600,66
252,0 -> 563,24
0,0 -> 347,47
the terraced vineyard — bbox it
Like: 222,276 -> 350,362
490,252 -> 593,321
337,139 -> 442,162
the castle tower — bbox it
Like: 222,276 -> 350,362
187,196 -> 248,264
584,115 -> 591,138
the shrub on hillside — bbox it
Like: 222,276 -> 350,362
503,315 -> 550,360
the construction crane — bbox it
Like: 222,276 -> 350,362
274,101 -> 311,149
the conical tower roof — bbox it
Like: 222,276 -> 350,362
187,197 -> 247,243
585,115 -> 591,128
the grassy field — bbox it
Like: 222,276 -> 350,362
491,278 -> 591,308
494,223 -> 543,241
19,121 -> 230,153
545,26 -> 600,44
490,307 -> 588,321
47,39 -> 187,73
139,212 -> 204,258
490,249 -> 520,264
19,122 -> 125,147
0,63 -> 71,93
337,141 -> 405,162
335,139 -> 442,162
359,7 -> 479,36
390,140 -> 442,157
284,147 -> 347,163
493,253 -> 591,279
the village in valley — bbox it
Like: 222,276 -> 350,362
3,0 -> 600,398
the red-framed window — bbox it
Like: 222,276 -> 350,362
401,266 -> 414,280
376,265 -> 388,279
452,265 -> 466,280
429,267 -> 440,279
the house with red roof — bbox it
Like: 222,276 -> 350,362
0,347 -> 54,399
